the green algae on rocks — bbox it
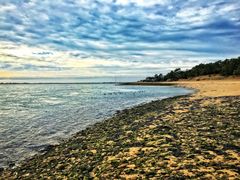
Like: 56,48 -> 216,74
1,95 -> 240,179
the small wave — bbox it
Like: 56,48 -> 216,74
41,98 -> 64,105
103,89 -> 144,95
67,92 -> 79,96
118,89 -> 142,93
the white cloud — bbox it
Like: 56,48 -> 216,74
176,6 -> 215,25
0,0 -> 240,78
0,41 -> 205,77
0,3 -> 16,13
115,0 -> 170,6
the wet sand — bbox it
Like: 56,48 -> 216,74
1,79 -> 240,179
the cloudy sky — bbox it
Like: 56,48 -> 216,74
0,0 -> 240,78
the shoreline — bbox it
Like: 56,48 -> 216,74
122,79 -> 240,98
0,93 -> 192,170
1,80 -> 240,179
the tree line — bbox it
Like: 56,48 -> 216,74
141,56 -> 240,82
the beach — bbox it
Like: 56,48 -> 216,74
122,79 -> 240,98
1,79 -> 240,179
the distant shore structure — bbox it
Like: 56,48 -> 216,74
114,76 -> 121,85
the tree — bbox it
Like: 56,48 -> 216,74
141,57 -> 240,82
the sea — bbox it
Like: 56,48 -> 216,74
0,77 -> 193,168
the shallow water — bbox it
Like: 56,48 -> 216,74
0,84 -> 192,168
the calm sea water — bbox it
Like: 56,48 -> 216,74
0,84 -> 192,168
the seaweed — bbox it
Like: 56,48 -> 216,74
1,95 -> 240,179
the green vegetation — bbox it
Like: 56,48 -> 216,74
142,57 -> 240,82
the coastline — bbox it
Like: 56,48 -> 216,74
1,80 -> 240,179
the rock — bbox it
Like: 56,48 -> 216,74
0,167 -> 4,174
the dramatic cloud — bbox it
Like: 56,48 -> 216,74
0,0 -> 240,78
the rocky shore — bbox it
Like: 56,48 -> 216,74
1,93 -> 240,179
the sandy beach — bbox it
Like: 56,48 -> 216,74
1,79 -> 240,179
173,80 -> 240,99
123,79 -> 240,98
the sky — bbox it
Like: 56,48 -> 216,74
0,0 -> 240,79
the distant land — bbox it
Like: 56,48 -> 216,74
0,82 -> 116,85
141,57 -> 240,82
0,76 -> 143,84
